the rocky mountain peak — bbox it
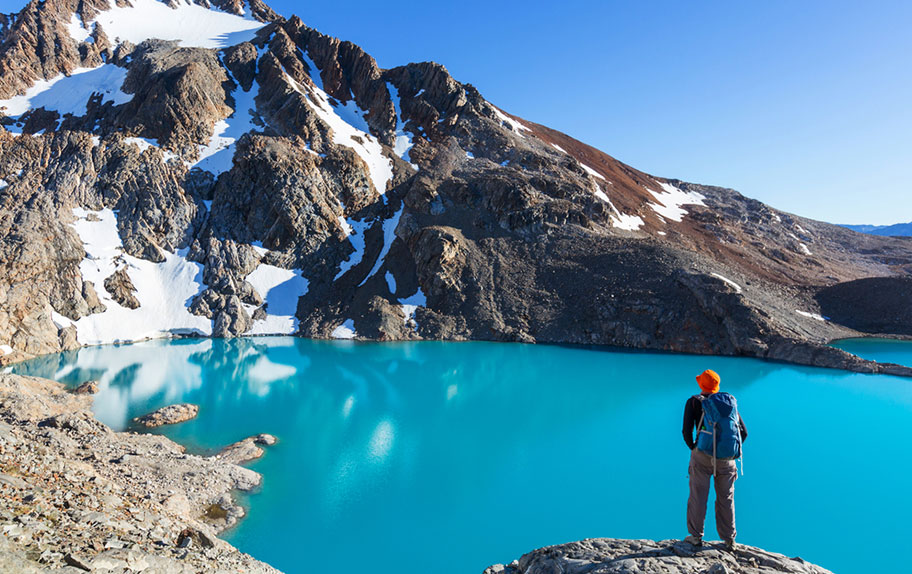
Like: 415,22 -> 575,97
0,0 -> 910,376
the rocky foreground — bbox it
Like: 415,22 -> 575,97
486,538 -> 833,574
0,373 -> 280,573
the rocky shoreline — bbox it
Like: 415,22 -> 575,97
0,373 -> 281,573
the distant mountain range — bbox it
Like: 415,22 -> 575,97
842,222 -> 912,237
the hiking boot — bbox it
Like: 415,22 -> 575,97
683,535 -> 702,547
723,540 -> 737,552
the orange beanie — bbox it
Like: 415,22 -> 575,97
696,369 -> 721,394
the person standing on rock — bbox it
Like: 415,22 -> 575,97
682,369 -> 747,551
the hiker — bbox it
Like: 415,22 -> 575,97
682,369 -> 747,551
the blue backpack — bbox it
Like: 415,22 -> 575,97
695,392 -> 743,465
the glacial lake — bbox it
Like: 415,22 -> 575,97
8,337 -> 912,574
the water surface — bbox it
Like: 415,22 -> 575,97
10,338 -> 912,574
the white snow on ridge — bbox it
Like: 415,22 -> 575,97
85,0 -> 264,49
288,50 -> 394,194
581,163 -> 606,180
0,65 -> 132,117
647,182 -> 706,223
245,263 -> 309,335
491,105 -> 531,137
69,208 -> 212,345
799,243 -> 813,256
591,183 -> 644,231
711,273 -> 743,294
551,143 -> 567,153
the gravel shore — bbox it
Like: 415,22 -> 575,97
0,373 -> 281,573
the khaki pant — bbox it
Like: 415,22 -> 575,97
687,448 -> 738,543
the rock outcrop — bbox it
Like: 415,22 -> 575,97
133,403 -> 200,428
216,433 -> 277,465
486,538 -> 833,574
0,373 -> 280,573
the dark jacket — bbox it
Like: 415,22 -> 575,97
682,394 -> 748,450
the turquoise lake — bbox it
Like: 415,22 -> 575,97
9,337 -> 912,574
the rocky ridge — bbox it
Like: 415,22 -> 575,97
485,538 -> 833,574
0,372 -> 280,573
0,0 -> 911,375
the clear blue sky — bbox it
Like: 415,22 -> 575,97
5,0 -> 910,224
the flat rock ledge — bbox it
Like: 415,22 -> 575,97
133,403 -> 199,428
0,374 -> 281,573
485,538 -> 834,574
217,434 -> 278,465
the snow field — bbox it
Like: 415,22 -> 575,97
68,208 -> 212,345
0,65 -> 132,117
647,182 -> 706,223
80,0 -> 264,49
244,262 -> 309,335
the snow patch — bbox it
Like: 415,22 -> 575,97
0,180 -> 7,190
799,243 -> 813,256
87,0 -> 264,49
491,105 -> 531,137
67,13 -> 94,44
288,50 -> 394,194
465,151 -> 475,159
335,218 -> 370,280
647,182 -> 706,223
358,207 -> 404,287
69,208 -> 212,345
51,312 -> 74,329
385,270 -> 397,294
711,273 -> 743,294
387,82 -> 417,169
582,163 -> 605,180
331,319 -> 357,339
0,65 -> 132,117
244,263 -> 309,335
593,184 -> 643,231
796,310 -> 826,322
398,288 -> 426,331
0,345 -> 12,356
551,143 -> 567,153
190,52 -> 263,175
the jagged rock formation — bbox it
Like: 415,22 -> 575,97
0,373 -> 280,573
0,0 -> 910,376
485,538 -> 833,574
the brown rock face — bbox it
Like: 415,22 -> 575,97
103,268 -> 139,309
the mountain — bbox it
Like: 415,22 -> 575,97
842,222 -> 912,237
1,0 -> 911,375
